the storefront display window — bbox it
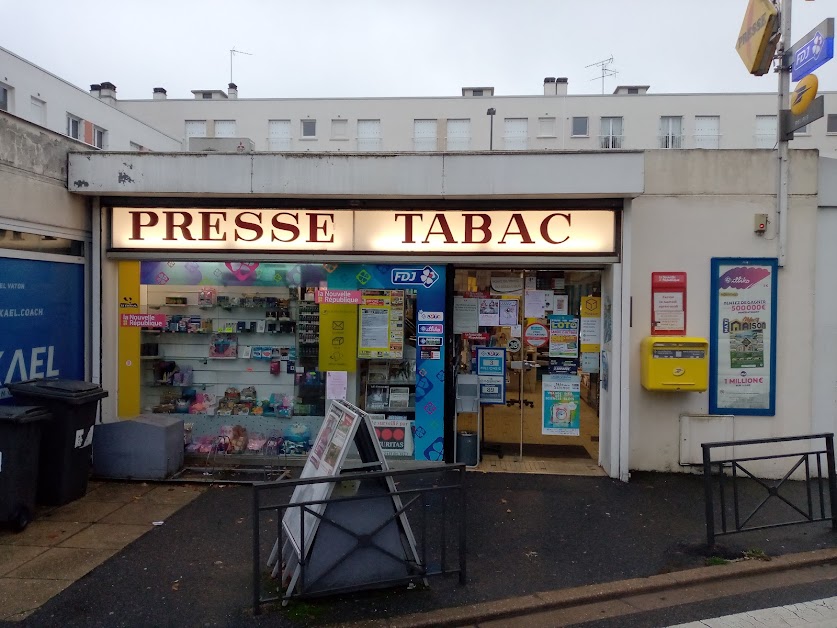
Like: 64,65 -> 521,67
124,261 -> 447,461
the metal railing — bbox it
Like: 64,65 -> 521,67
702,433 -> 837,548
658,134 -> 684,149
252,463 -> 466,613
598,134 -> 623,149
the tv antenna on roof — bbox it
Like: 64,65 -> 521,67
586,56 -> 617,94
230,47 -> 253,84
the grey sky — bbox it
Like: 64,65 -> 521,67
5,0 -> 836,99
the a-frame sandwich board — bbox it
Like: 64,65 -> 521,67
267,399 -> 422,599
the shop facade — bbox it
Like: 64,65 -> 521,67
69,149 -> 830,480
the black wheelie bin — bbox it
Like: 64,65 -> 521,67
0,405 -> 52,530
7,379 -> 108,506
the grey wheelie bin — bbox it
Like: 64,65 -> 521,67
0,405 -> 52,530
7,379 -> 108,506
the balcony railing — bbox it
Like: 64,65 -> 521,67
659,134 -> 684,149
266,137 -> 292,151
693,134 -> 721,149
754,133 -> 777,149
599,135 -> 624,150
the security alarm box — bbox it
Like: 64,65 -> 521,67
640,336 -> 709,392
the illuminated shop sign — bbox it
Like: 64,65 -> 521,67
111,208 -> 616,255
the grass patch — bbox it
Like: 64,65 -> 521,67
705,556 -> 730,566
743,548 -> 770,561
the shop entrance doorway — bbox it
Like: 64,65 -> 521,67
452,268 -> 604,475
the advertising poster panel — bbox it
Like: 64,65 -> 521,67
709,258 -> 777,415
0,259 -> 85,400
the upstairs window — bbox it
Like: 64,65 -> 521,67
301,119 -> 317,138
93,127 -> 107,149
571,117 -> 588,137
0,84 -> 9,112
67,114 -> 81,140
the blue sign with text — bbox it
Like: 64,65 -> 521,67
0,259 -> 85,400
791,19 -> 834,81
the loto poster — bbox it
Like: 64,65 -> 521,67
548,315 -> 579,358
709,258 -> 777,415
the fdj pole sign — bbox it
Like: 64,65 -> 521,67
789,18 -> 834,82
709,258 -> 778,416
476,347 -> 506,405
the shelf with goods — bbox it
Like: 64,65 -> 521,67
140,285 -> 306,427
361,358 -> 417,417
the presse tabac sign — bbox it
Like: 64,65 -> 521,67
735,0 -> 779,76
111,208 -> 617,256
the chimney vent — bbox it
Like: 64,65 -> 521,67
98,82 -> 117,104
228,82 -> 238,99
556,77 -> 568,96
543,77 -> 557,96
153,87 -> 167,100
89,84 -> 101,98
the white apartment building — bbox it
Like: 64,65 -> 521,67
3,44 -> 836,156
112,79 -> 837,155
0,47 -> 180,152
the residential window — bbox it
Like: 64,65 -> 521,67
202,92 -> 212,99
827,114 -> 837,134
93,127 -> 107,149
538,117 -> 556,137
30,96 -> 46,126
413,119 -> 437,151
67,114 -> 81,140
331,118 -> 348,140
794,124 -> 809,136
185,120 -> 207,139
693,115 -> 720,149
446,119 -> 471,151
214,120 -> 236,137
0,84 -> 9,112
571,117 -> 588,137
627,87 -> 639,95
472,89 -> 484,97
659,116 -> 683,148
301,119 -> 317,138
503,118 -> 528,150
599,116 -> 623,149
268,120 -> 291,150
357,119 -> 382,151
754,115 -> 777,148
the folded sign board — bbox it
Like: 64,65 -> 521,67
111,208 -> 617,256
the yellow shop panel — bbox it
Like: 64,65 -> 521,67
641,336 -> 709,392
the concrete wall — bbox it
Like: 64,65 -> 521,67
67,151 -> 645,198
811,157 -> 837,438
628,150 -> 820,476
0,112 -> 90,234
0,47 -> 181,151
115,91 -> 837,154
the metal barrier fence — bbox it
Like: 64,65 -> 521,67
702,433 -> 837,548
252,463 -> 466,614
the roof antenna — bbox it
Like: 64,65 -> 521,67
586,56 -> 617,94
230,47 -> 253,84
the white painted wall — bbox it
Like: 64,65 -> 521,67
812,157 -> 837,438
0,47 -> 181,151
115,91 -> 837,155
628,150 -> 820,477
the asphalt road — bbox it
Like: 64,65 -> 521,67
573,577 -> 837,628
4,470 -> 835,628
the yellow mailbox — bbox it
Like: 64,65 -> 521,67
640,336 -> 709,392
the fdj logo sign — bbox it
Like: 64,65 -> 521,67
391,266 -> 439,288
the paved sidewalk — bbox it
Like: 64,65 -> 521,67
0,471 -> 833,627
669,595 -> 837,628
0,481 -> 204,622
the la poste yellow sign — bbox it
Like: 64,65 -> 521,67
736,0 -> 779,76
